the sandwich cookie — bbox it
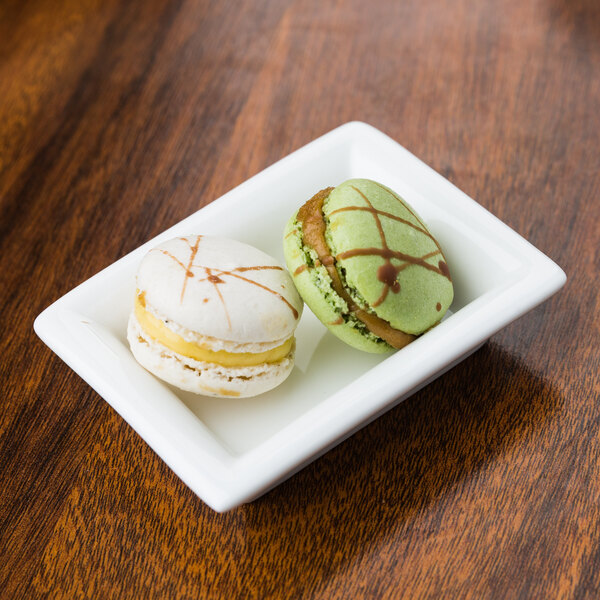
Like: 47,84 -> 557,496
283,178 -> 453,353
128,235 -> 303,397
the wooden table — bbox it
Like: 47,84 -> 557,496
2,0 -> 599,597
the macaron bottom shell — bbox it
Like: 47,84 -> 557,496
127,313 -> 295,398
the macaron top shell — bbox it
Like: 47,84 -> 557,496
137,235 -> 302,344
324,179 -> 453,335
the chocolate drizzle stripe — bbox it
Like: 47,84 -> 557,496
372,181 -> 428,230
329,205 -> 436,242
371,181 -> 450,276
336,247 -> 448,278
223,271 -> 299,320
351,187 -> 388,247
180,236 -> 202,302
393,250 -> 442,275
191,265 -> 299,319
234,265 -> 284,273
351,185 -> 401,305
207,266 -> 232,329
343,186 -> 450,282
372,284 -> 389,307
156,249 -> 188,273
420,250 -> 443,260
192,265 -> 285,277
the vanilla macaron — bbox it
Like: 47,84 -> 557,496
127,235 -> 303,397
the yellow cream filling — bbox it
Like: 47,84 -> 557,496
134,293 -> 293,367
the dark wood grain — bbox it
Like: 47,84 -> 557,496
1,0 -> 599,597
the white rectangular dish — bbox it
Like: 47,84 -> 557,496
34,121 -> 566,511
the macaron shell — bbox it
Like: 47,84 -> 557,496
324,179 -> 453,334
283,215 -> 390,353
137,236 -> 303,344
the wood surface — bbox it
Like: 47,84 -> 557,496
1,0 -> 599,597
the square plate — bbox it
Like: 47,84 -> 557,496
34,122 -> 566,511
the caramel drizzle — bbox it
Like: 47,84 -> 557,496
156,236 -> 203,303
372,181 -> 428,229
180,236 -> 202,302
336,185 -> 450,307
294,264 -> 308,276
371,181 -> 451,279
153,236 -> 299,331
350,186 -> 395,307
204,266 -> 231,329
329,205 -> 435,242
372,180 -> 449,267
193,266 -> 299,320
370,249 -> 442,306
337,246 -> 444,274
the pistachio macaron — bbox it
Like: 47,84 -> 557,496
283,178 -> 453,353
128,235 -> 303,397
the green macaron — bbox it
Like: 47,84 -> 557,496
283,178 -> 454,353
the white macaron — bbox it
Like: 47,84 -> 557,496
127,235 -> 303,397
